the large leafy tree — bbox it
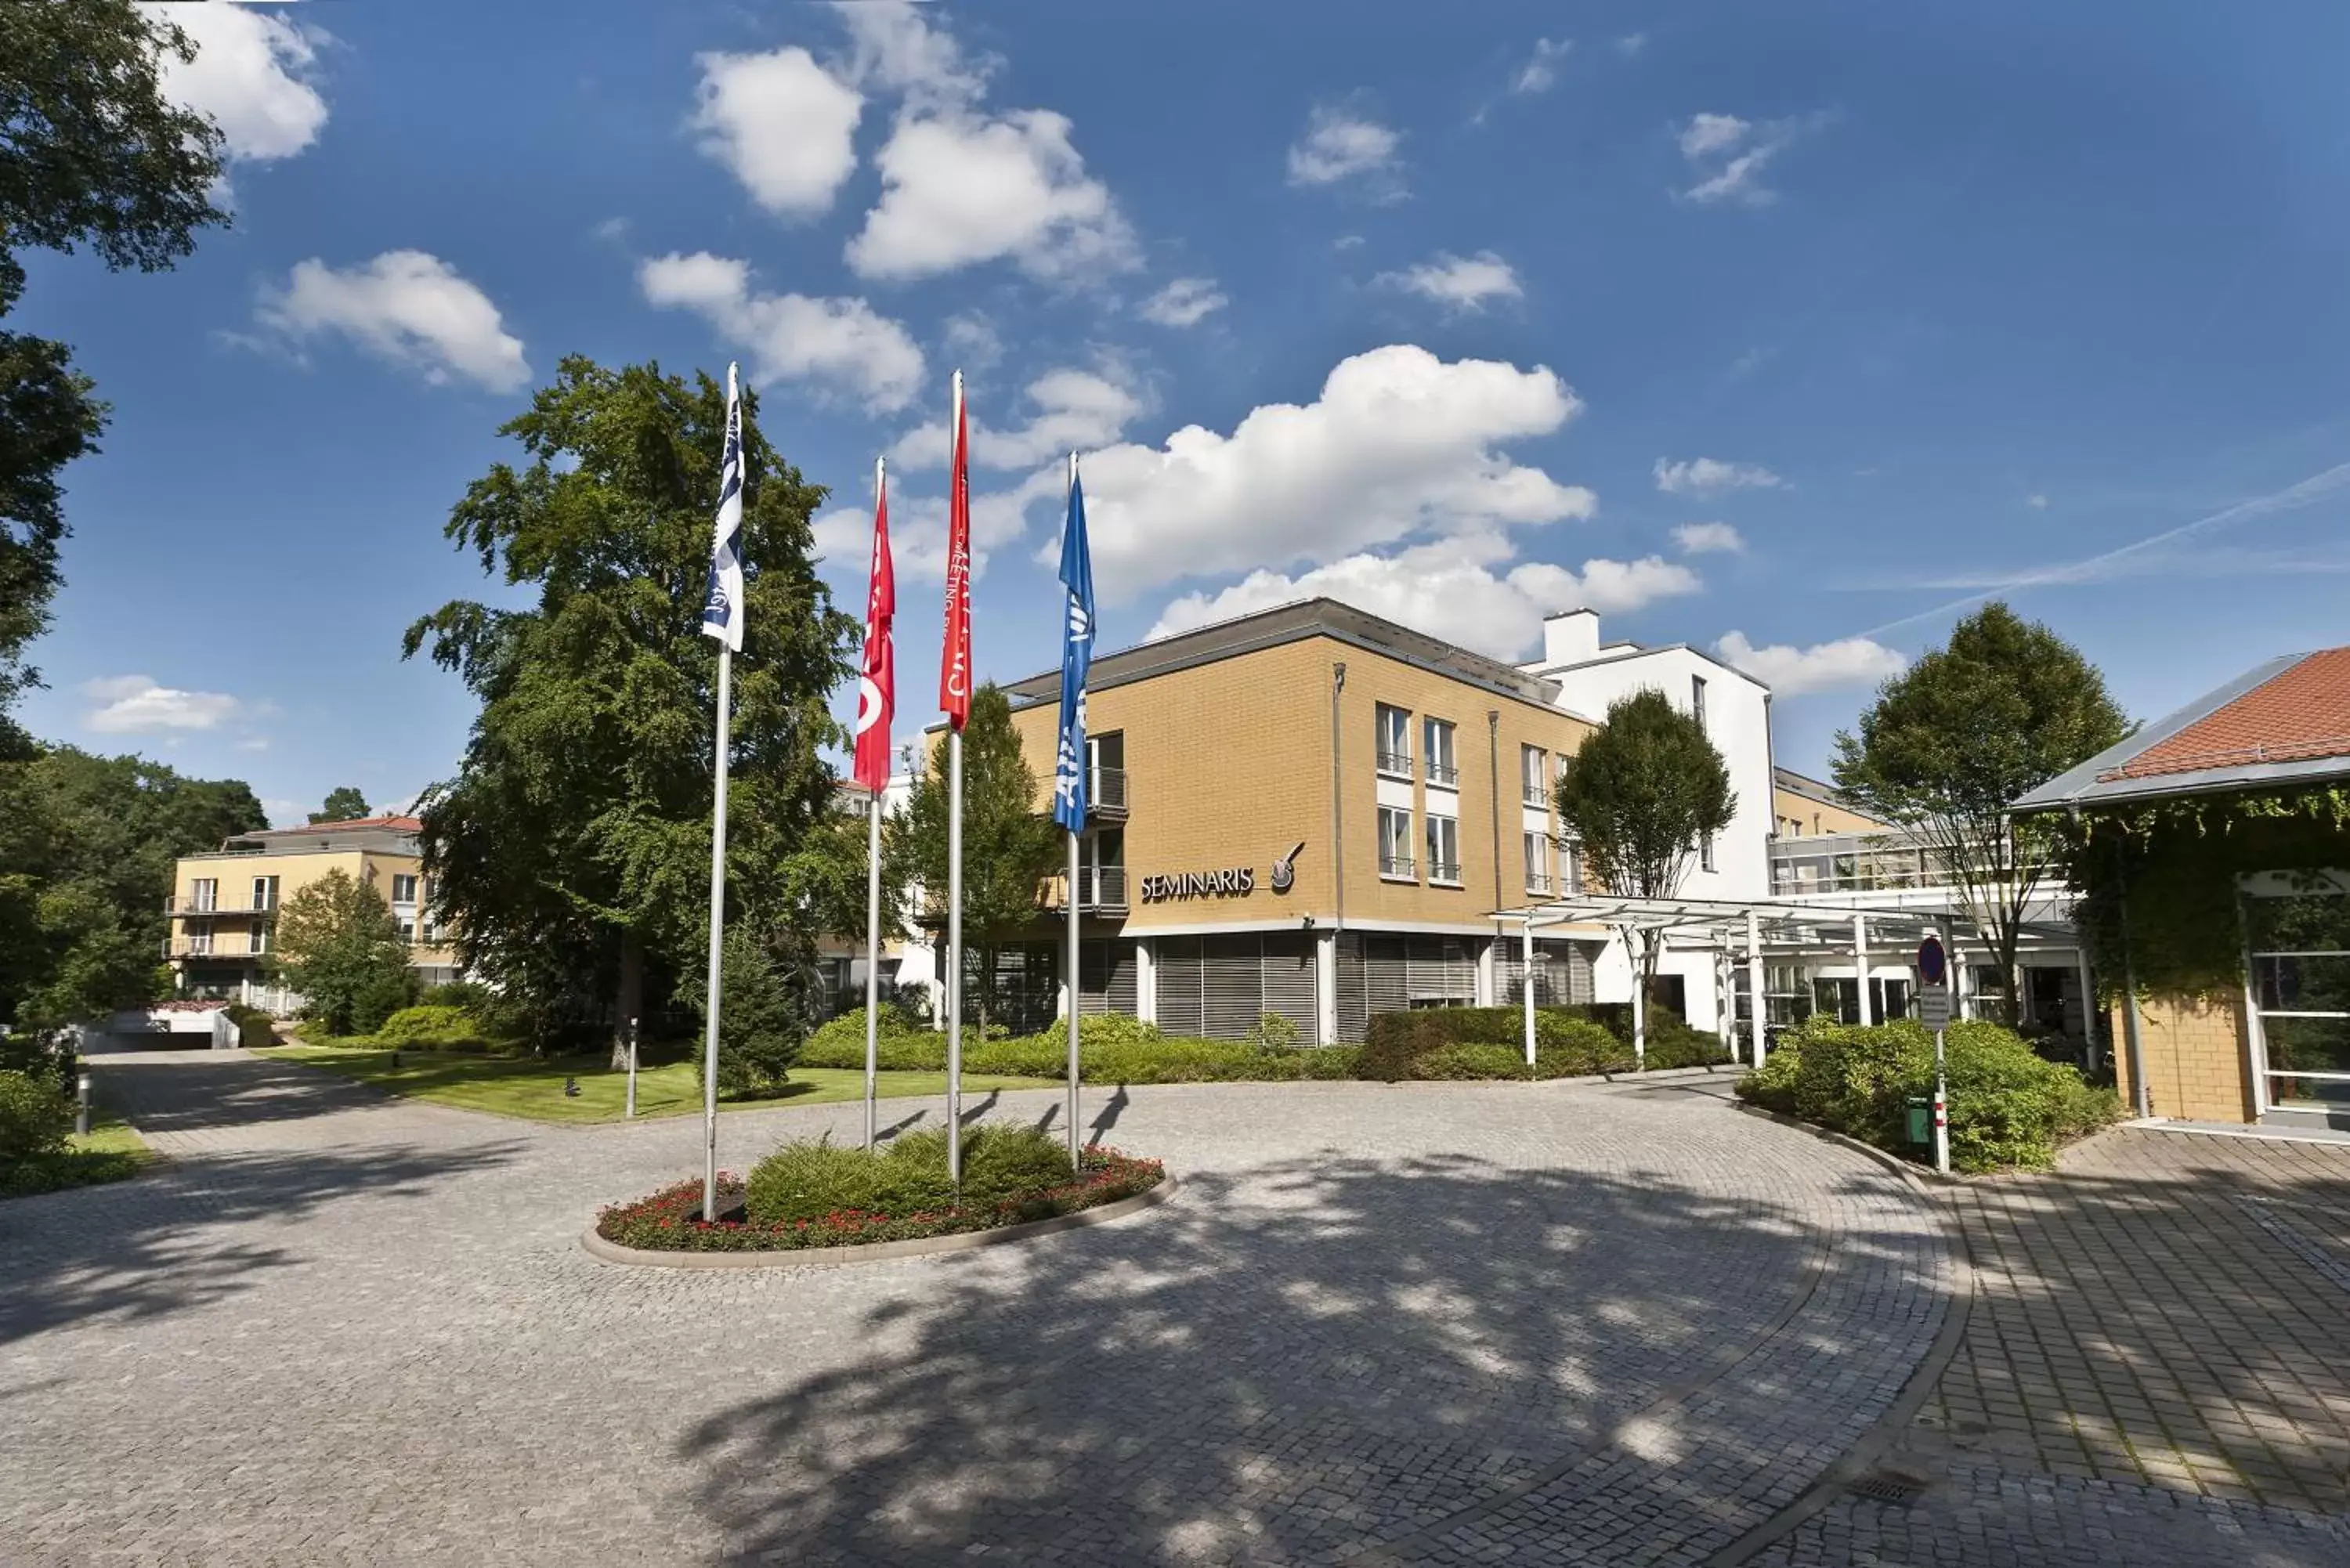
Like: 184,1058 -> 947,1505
886,684 -> 1060,1035
1,1 -> 226,740
310,786 -> 371,824
0,747 -> 265,1028
404,357 -> 855,1062
272,869 -> 412,1036
1833,602 -> 2128,1022
1554,688 -> 1736,999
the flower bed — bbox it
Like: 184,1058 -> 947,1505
595,1145 -> 1167,1254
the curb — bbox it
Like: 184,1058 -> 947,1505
1730,1100 -> 1965,1189
579,1172 -> 1178,1270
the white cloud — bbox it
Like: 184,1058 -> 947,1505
2026,493 -> 2050,509
257,251 -> 530,392
1382,251 -> 1523,311
1139,276 -> 1227,328
1616,33 -> 1648,56
942,311 -> 1003,369
147,1 -> 328,162
836,0 -> 991,110
1149,535 -> 1698,661
690,47 -> 862,218
813,465 -> 1058,583
1074,344 -> 1594,597
82,674 -> 242,734
848,109 -> 1135,281
1714,631 -> 1907,695
638,251 -> 924,414
1513,38 -> 1571,95
889,367 -> 1144,471
1287,107 -> 1401,188
1672,521 -> 1745,555
1676,111 -> 1808,206
1653,456 -> 1784,496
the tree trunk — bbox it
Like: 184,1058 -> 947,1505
611,927 -> 643,1069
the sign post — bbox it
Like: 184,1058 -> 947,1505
1917,934 -> 1951,1175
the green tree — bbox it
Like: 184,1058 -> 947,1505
695,927 -> 804,1099
2,2 -> 226,739
403,357 -> 855,1064
1833,602 -> 2129,1023
309,786 -> 371,824
886,685 -> 1060,1035
273,869 -> 411,1036
1554,688 -> 1736,998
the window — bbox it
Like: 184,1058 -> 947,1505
1691,675 -> 1708,732
392,873 -> 419,905
249,919 -> 269,955
1377,806 -> 1415,879
420,917 -> 439,945
1520,744 -> 1548,806
1423,717 -> 1458,788
190,877 -> 217,912
186,923 -> 212,956
1426,814 -> 1461,884
1560,838 -> 1582,894
1701,832 -> 1716,873
1375,705 -> 1412,776
1088,731 -> 1126,813
397,917 -> 416,944
1523,831 -> 1552,894
250,875 -> 278,912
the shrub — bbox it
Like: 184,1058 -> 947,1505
1414,1042 -> 1533,1081
349,966 -> 420,1036
745,1122 -> 1077,1226
1247,1012 -> 1302,1053
371,1004 -> 508,1053
800,1007 -> 947,1071
1028,1013 -> 1167,1053
1735,1017 -> 2120,1172
221,1004 -> 276,1050
418,981 -> 489,1010
1358,1005 -> 1721,1081
0,1070 -> 74,1162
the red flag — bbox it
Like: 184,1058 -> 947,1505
851,459 -> 895,793
938,371 -> 973,731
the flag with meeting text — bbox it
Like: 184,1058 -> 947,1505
1052,459 -> 1094,833
938,372 -> 972,731
700,363 -> 745,654
852,462 -> 895,793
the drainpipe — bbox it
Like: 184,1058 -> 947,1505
1487,710 -> 1503,956
2117,878 -> 2152,1120
1330,662 -> 1347,934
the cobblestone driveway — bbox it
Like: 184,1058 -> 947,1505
2,1053 -> 1950,1566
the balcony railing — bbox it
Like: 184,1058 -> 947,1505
1428,860 -> 1462,884
166,936 -> 266,958
1089,766 -> 1128,818
1375,749 -> 1413,778
1768,831 -> 2048,897
1522,783 -> 1551,807
1425,761 -> 1459,789
1526,871 -> 1554,895
1379,854 -> 1416,880
1078,865 -> 1128,912
167,895 -> 275,916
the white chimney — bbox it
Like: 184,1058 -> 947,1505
1542,609 -> 1601,667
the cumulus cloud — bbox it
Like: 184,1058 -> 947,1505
2026,493 -> 2050,509
812,465 -> 1059,583
836,0 -> 991,109
1654,456 -> 1784,496
1382,251 -> 1523,311
1616,33 -> 1648,56
690,47 -> 862,217
889,367 -> 1144,471
1676,111 -> 1810,205
147,0 -> 329,162
1139,276 -> 1227,328
1672,521 -> 1745,555
848,109 -> 1135,281
1148,535 -> 1698,661
1512,38 -> 1571,95
256,251 -> 529,391
1074,344 -> 1594,597
639,251 -> 924,413
1715,631 -> 1907,695
82,674 -> 242,734
1287,107 -> 1401,188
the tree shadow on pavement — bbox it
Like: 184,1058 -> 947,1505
676,1149 -> 1946,1566
92,1052 -> 421,1136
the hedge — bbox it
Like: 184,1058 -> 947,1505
1735,1016 -> 2119,1172
798,1008 -> 1361,1083
367,1005 -> 518,1055
0,1070 -> 74,1163
1357,1004 -> 1731,1082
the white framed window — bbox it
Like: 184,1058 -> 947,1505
397,917 -> 417,944
1691,675 -> 1708,732
1701,832 -> 1717,873
187,924 -> 213,956
1423,717 -> 1458,788
392,873 -> 419,905
1520,744 -> 1548,807
1375,705 -> 1412,777
1426,814 -> 1461,884
249,918 -> 269,954
1523,831 -> 1551,894
1560,838 -> 1582,894
190,877 -> 217,913
1377,806 -> 1415,879
250,875 -> 278,912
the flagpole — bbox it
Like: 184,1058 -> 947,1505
864,451 -> 887,1152
945,369 -> 966,1190
1064,450 -> 1083,1169
701,641 -> 730,1223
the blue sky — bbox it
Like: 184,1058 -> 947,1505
16,0 -> 2350,822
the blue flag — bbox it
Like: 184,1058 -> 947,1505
700,363 -> 745,653
1052,462 -> 1094,833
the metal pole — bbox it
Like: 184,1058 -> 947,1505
76,1073 -> 91,1138
2073,942 -> 2099,1076
1853,911 -> 1872,1026
946,728 -> 964,1187
1630,931 -> 1647,1071
625,1015 -> 638,1119
1933,1023 -> 1950,1175
864,786 -> 883,1149
1067,827 -> 1082,1166
1521,916 -> 1537,1068
1746,909 -> 1766,1068
700,644 -> 732,1223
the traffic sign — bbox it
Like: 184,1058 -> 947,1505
1916,935 -> 1947,987
1918,985 -> 1952,1028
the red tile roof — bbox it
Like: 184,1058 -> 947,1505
2105,647 -> 2350,781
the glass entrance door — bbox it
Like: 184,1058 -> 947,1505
2244,877 -> 2350,1112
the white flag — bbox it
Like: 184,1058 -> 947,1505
700,362 -> 745,653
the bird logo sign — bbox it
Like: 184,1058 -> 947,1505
1270,842 -> 1306,894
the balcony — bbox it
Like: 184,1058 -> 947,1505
1522,783 -> 1551,807
1429,860 -> 1462,885
167,895 -> 275,916
1379,854 -> 1416,880
167,936 -> 265,959
1525,871 -> 1554,896
1425,761 -> 1459,789
1088,766 -> 1128,820
1376,749 -> 1413,779
1769,830 -> 2048,899
1078,865 -> 1128,912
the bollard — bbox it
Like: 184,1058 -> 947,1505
77,1073 -> 92,1138
564,1075 -> 580,1098
624,1016 -> 639,1119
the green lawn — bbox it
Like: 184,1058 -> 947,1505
1,1113 -> 154,1200
258,1043 -> 1054,1125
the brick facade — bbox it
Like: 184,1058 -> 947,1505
2113,992 -> 2258,1124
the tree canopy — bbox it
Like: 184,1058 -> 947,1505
1833,602 -> 2128,1021
1555,688 -> 1736,902
403,356 -> 855,1058
272,869 -> 412,1036
310,786 -> 371,824
1,0 -> 226,741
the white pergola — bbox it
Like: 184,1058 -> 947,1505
1494,893 -> 2087,1071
